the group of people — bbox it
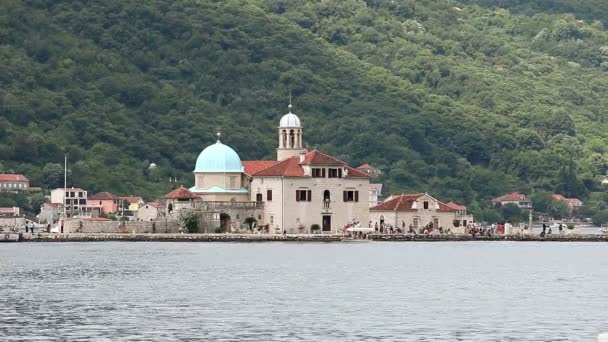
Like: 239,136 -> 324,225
540,223 -> 564,237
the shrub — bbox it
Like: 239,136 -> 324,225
453,219 -> 460,227
178,210 -> 200,233
310,224 -> 321,232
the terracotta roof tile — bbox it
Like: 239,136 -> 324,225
491,192 -> 528,203
357,164 -> 374,169
89,192 -> 120,200
164,186 -> 197,199
370,193 -> 425,211
253,157 -> 305,177
444,201 -> 466,211
0,174 -> 29,182
301,150 -> 345,165
242,161 -> 278,175
118,196 -> 143,204
437,201 -> 459,212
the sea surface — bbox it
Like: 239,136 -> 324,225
0,242 -> 607,341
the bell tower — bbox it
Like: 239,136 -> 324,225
277,103 -> 305,161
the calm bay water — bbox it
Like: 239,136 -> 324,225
1,242 -> 607,341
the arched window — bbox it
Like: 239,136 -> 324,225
289,130 -> 295,148
282,130 -> 287,148
168,203 -> 173,213
256,193 -> 263,202
323,190 -> 331,209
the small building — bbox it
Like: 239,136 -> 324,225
552,194 -> 583,210
51,187 -> 88,214
164,186 -> 197,215
137,202 -> 163,221
356,164 -> 382,178
89,192 -> 121,214
39,203 -> 61,224
370,193 -> 473,231
491,192 -> 532,209
0,207 -> 25,229
368,183 -> 383,208
0,174 -> 30,192
119,196 -> 145,212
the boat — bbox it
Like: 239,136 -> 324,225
601,226 -> 608,234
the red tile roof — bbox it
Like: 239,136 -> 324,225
445,201 -> 467,211
301,150 -> 344,165
164,186 -> 197,199
146,201 -> 163,209
242,161 -> 278,175
0,207 -> 19,214
119,196 -> 143,204
253,157 -> 305,177
357,164 -> 375,169
370,193 -> 425,211
437,201 -> 459,212
89,192 -> 120,200
43,203 -> 61,209
552,194 -> 566,201
491,192 -> 528,203
0,174 -> 29,182
249,150 -> 369,178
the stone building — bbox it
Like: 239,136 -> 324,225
172,103 -> 370,234
137,202 -> 163,222
369,193 -> 473,231
0,174 -> 29,192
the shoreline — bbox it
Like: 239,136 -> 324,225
3,232 -> 608,242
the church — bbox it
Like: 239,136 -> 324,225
186,104 -> 370,234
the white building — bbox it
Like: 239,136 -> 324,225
183,104 -> 370,234
51,187 -> 88,214
370,193 -> 473,232
369,183 -> 383,208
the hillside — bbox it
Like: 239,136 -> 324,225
2,0 -> 608,219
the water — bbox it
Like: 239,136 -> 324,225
1,242 -> 607,341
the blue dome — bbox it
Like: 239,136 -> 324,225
194,140 -> 243,173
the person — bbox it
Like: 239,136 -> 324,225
46,223 -> 51,233
547,228 -> 552,235
559,224 -> 563,235
25,222 -> 29,233
60,220 -> 64,234
374,222 -> 378,231
283,229 -> 286,235
540,226 -> 546,238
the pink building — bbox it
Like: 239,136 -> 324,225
88,192 -> 121,214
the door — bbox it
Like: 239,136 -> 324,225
322,215 -> 331,232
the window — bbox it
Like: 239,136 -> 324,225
413,217 -> 419,229
343,190 -> 359,202
296,190 -> 312,202
312,168 -> 325,178
423,201 -> 429,210
256,193 -> 263,202
326,168 -> 343,178
79,199 -> 86,205
267,189 -> 272,201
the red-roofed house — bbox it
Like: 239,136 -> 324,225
0,174 -> 30,192
370,193 -> 473,231
89,192 -> 121,214
137,202 -> 163,221
119,196 -> 145,211
491,192 -> 532,209
356,164 -> 382,177
164,186 -> 197,214
552,194 -> 583,210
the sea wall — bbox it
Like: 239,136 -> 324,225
64,220 -> 182,234
15,232 -> 608,242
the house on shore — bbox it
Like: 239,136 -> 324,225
369,193 -> 473,231
0,174 -> 30,192
491,192 -> 532,209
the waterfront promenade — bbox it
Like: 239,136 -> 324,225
4,232 -> 608,242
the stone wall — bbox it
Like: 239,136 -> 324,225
0,216 -> 26,229
65,220 -> 181,234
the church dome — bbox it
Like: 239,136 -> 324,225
194,135 -> 243,173
279,104 -> 301,128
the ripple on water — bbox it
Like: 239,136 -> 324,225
0,241 -> 607,341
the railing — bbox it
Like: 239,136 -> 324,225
196,201 -> 264,210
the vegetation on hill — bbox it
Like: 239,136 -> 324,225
2,0 -> 608,221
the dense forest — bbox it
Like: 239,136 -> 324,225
2,0 -> 608,221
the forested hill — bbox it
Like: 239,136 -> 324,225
2,0 -> 608,216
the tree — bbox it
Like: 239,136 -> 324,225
42,163 -> 71,189
501,203 -> 522,223
178,210 -> 200,233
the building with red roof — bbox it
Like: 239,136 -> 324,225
552,194 -> 583,210
118,196 -> 145,211
356,164 -> 382,177
89,192 -> 121,214
181,103 -> 370,234
370,193 -> 473,232
0,174 -> 30,192
491,192 -> 532,209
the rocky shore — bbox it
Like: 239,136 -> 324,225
6,232 -> 608,242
